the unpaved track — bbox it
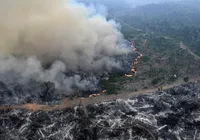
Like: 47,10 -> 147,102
0,78 -> 199,111
180,42 -> 200,60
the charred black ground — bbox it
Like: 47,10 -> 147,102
1,1 -> 200,140
1,81 -> 200,140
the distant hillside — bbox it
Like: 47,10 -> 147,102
78,0 -> 200,92
108,0 -> 200,55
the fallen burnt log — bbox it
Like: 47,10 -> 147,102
1,81 -> 200,139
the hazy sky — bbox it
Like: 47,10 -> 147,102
80,0 -> 182,8
126,0 -> 181,7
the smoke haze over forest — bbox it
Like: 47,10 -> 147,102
0,0 -> 130,94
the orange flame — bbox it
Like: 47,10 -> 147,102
125,74 -> 133,77
102,90 -> 107,93
125,41 -> 143,77
89,90 -> 105,98
5,42 -> 143,111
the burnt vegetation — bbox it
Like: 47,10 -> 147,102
1,0 -> 200,139
1,81 -> 200,139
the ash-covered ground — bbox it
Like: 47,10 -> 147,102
1,81 -> 200,140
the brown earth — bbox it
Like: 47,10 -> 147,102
0,77 -> 199,111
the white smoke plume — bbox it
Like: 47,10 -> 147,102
0,0 -> 129,94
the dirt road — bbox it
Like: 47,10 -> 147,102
180,42 -> 200,60
1,77 -> 199,111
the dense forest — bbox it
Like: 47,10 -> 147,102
81,0 -> 200,55
116,1 -> 200,55
79,0 -> 200,93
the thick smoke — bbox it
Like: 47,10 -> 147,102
0,0 -> 129,94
